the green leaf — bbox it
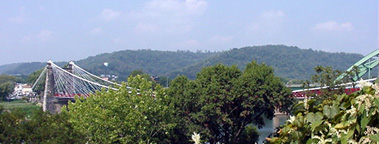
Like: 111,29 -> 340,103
356,124 -> 360,133
323,105 -> 339,119
292,131 -> 303,140
346,130 -> 354,139
306,138 -> 313,144
341,130 -> 355,143
341,134 -> 347,144
294,109 -> 306,115
359,103 -> 365,114
360,116 -> 370,132
307,99 -> 316,108
311,120 -> 323,131
335,122 -> 348,129
333,111 -> 344,122
370,133 -> 379,142
305,112 -> 323,123
293,102 -> 304,110
374,98 -> 379,108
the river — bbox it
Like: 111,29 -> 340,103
257,114 -> 288,143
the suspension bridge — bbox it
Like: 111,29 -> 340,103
31,49 -> 379,113
32,60 -> 125,113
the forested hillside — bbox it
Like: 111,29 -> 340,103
75,49 -> 215,80
171,45 -> 363,80
0,62 -> 67,76
0,45 -> 364,81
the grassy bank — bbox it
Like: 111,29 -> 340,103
0,100 -> 41,115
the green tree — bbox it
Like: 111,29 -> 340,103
238,125 -> 260,143
65,75 -> 176,143
167,61 -> 293,144
154,76 -> 171,87
0,75 -> 16,100
26,68 -> 44,84
23,110 -> 86,143
129,69 -> 144,77
0,107 -> 85,143
0,82 -> 14,100
308,66 -> 345,101
128,70 -> 157,88
344,65 -> 360,87
312,66 -> 343,88
0,74 -> 16,84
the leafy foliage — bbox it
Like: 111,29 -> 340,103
308,66 -> 346,101
0,74 -> 17,100
0,82 -> 14,100
0,100 -> 40,115
167,61 -> 293,143
269,82 -> 379,143
65,75 -> 177,143
0,107 -> 85,143
26,68 -> 44,84
129,70 -> 172,87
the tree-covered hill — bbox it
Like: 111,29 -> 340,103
0,62 -> 66,76
171,45 -> 363,80
0,45 -> 364,81
74,49 -> 215,80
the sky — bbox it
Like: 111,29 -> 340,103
0,0 -> 377,65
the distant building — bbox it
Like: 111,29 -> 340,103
101,74 -> 118,81
12,83 -> 34,97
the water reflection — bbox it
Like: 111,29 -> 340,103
257,115 -> 288,144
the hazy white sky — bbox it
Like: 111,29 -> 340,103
0,0 -> 377,65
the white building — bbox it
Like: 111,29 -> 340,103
13,83 -> 34,97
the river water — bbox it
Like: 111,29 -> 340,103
257,115 -> 288,143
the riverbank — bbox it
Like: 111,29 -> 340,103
0,100 -> 40,115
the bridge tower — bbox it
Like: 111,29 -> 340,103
36,60 -> 117,113
43,60 -> 56,113
64,61 -> 74,95
43,60 -> 74,113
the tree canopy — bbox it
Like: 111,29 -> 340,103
65,75 -> 177,143
0,107 -> 85,143
0,74 -> 17,100
167,61 -> 293,143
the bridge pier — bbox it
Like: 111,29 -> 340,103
53,98 -> 75,113
273,109 -> 288,128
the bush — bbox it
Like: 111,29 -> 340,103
269,81 -> 379,143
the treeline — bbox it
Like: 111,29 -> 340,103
0,45 -> 363,82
